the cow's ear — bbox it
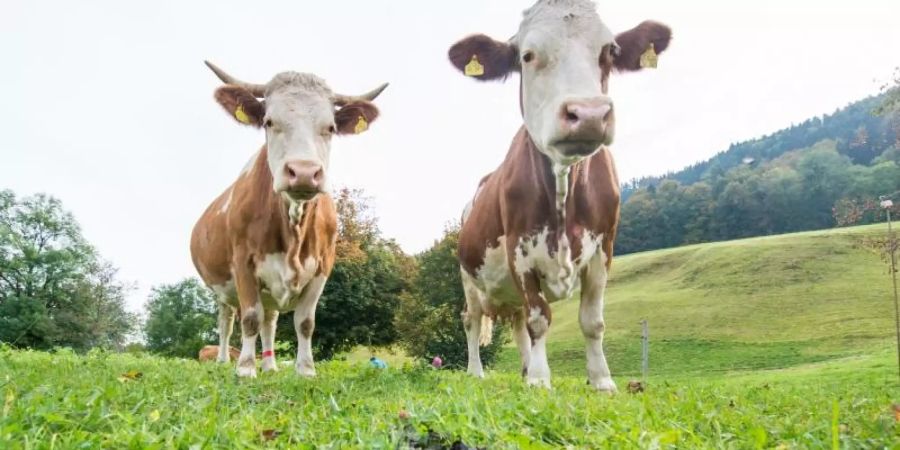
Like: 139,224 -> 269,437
334,101 -> 380,135
214,85 -> 265,127
448,34 -> 519,81
613,21 -> 672,72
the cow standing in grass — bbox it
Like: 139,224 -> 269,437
191,62 -> 387,378
449,0 -> 671,391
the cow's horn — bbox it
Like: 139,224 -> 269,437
332,83 -> 389,106
204,60 -> 268,98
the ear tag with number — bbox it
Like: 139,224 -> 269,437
639,42 -> 658,69
234,105 -> 251,124
464,54 -> 484,77
354,115 -> 368,134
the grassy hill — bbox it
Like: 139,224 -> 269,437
496,223 -> 899,377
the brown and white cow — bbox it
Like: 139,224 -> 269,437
190,61 -> 387,378
449,0 -> 670,390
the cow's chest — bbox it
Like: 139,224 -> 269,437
474,228 -> 604,311
254,252 -> 318,311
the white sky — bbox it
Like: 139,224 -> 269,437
3,0 -> 899,312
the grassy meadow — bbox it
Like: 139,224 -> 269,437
2,224 -> 899,448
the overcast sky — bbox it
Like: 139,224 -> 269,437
3,0 -> 899,312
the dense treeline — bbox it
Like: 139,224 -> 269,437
616,93 -> 900,254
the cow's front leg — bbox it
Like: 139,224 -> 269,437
580,255 -> 616,393
260,309 -> 279,372
518,270 -> 552,388
216,303 -> 236,363
460,269 -> 485,378
294,275 -> 326,377
234,254 -> 262,378
511,311 -> 531,378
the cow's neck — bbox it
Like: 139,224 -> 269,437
522,131 -> 576,281
248,147 -> 313,287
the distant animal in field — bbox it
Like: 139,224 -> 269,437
198,345 -> 240,362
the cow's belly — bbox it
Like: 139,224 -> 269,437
472,231 -> 605,314
210,252 -> 319,312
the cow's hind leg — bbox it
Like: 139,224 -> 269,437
260,309 -> 279,372
294,275 -> 326,377
216,303 -> 236,363
580,255 -> 616,392
461,269 -> 486,378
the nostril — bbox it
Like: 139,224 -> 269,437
565,111 -> 579,123
313,168 -> 324,183
286,166 -> 297,180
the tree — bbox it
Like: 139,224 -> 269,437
144,278 -> 217,358
274,188 -> 413,359
395,226 -> 508,370
0,190 -> 134,350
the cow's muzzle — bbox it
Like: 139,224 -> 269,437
284,161 -> 324,201
553,97 -> 613,156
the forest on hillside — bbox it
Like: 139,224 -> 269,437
616,93 -> 900,254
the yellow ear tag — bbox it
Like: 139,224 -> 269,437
639,42 -> 658,69
354,115 -> 368,134
464,54 -> 484,77
234,105 -> 251,124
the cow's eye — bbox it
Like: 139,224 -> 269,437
264,119 -> 273,128
522,51 -> 535,64
328,125 -> 336,134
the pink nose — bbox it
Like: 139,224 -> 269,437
560,98 -> 612,132
284,161 -> 323,193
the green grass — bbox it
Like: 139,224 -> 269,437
496,223 -> 900,378
2,224 -> 899,448
1,348 -> 898,448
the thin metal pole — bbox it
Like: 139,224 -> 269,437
641,319 -> 649,382
887,209 -> 900,381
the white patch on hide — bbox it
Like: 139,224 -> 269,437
255,253 -> 317,310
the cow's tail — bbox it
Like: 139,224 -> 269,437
479,316 -> 494,347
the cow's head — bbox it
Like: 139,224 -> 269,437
206,61 -> 387,201
448,0 -> 670,167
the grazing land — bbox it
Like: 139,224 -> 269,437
2,224 -> 899,448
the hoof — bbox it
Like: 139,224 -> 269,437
295,365 -> 316,377
261,360 -> 278,372
526,377 -> 552,389
236,365 -> 257,378
589,377 -> 617,393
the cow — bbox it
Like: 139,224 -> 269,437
198,345 -> 240,362
190,61 -> 387,378
448,0 -> 671,391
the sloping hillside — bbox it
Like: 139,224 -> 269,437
497,223 -> 898,377
615,93 -> 900,254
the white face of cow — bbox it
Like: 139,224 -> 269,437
262,75 -> 337,200
207,64 -> 384,202
515,2 -> 616,166
449,0 -> 671,166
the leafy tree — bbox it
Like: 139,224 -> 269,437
395,226 -> 507,370
0,190 -> 134,350
144,278 -> 217,358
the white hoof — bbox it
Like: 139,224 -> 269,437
467,364 -> 484,378
526,376 -> 552,389
236,365 -> 257,378
295,364 -> 316,377
590,377 -> 617,393
261,359 -> 278,372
